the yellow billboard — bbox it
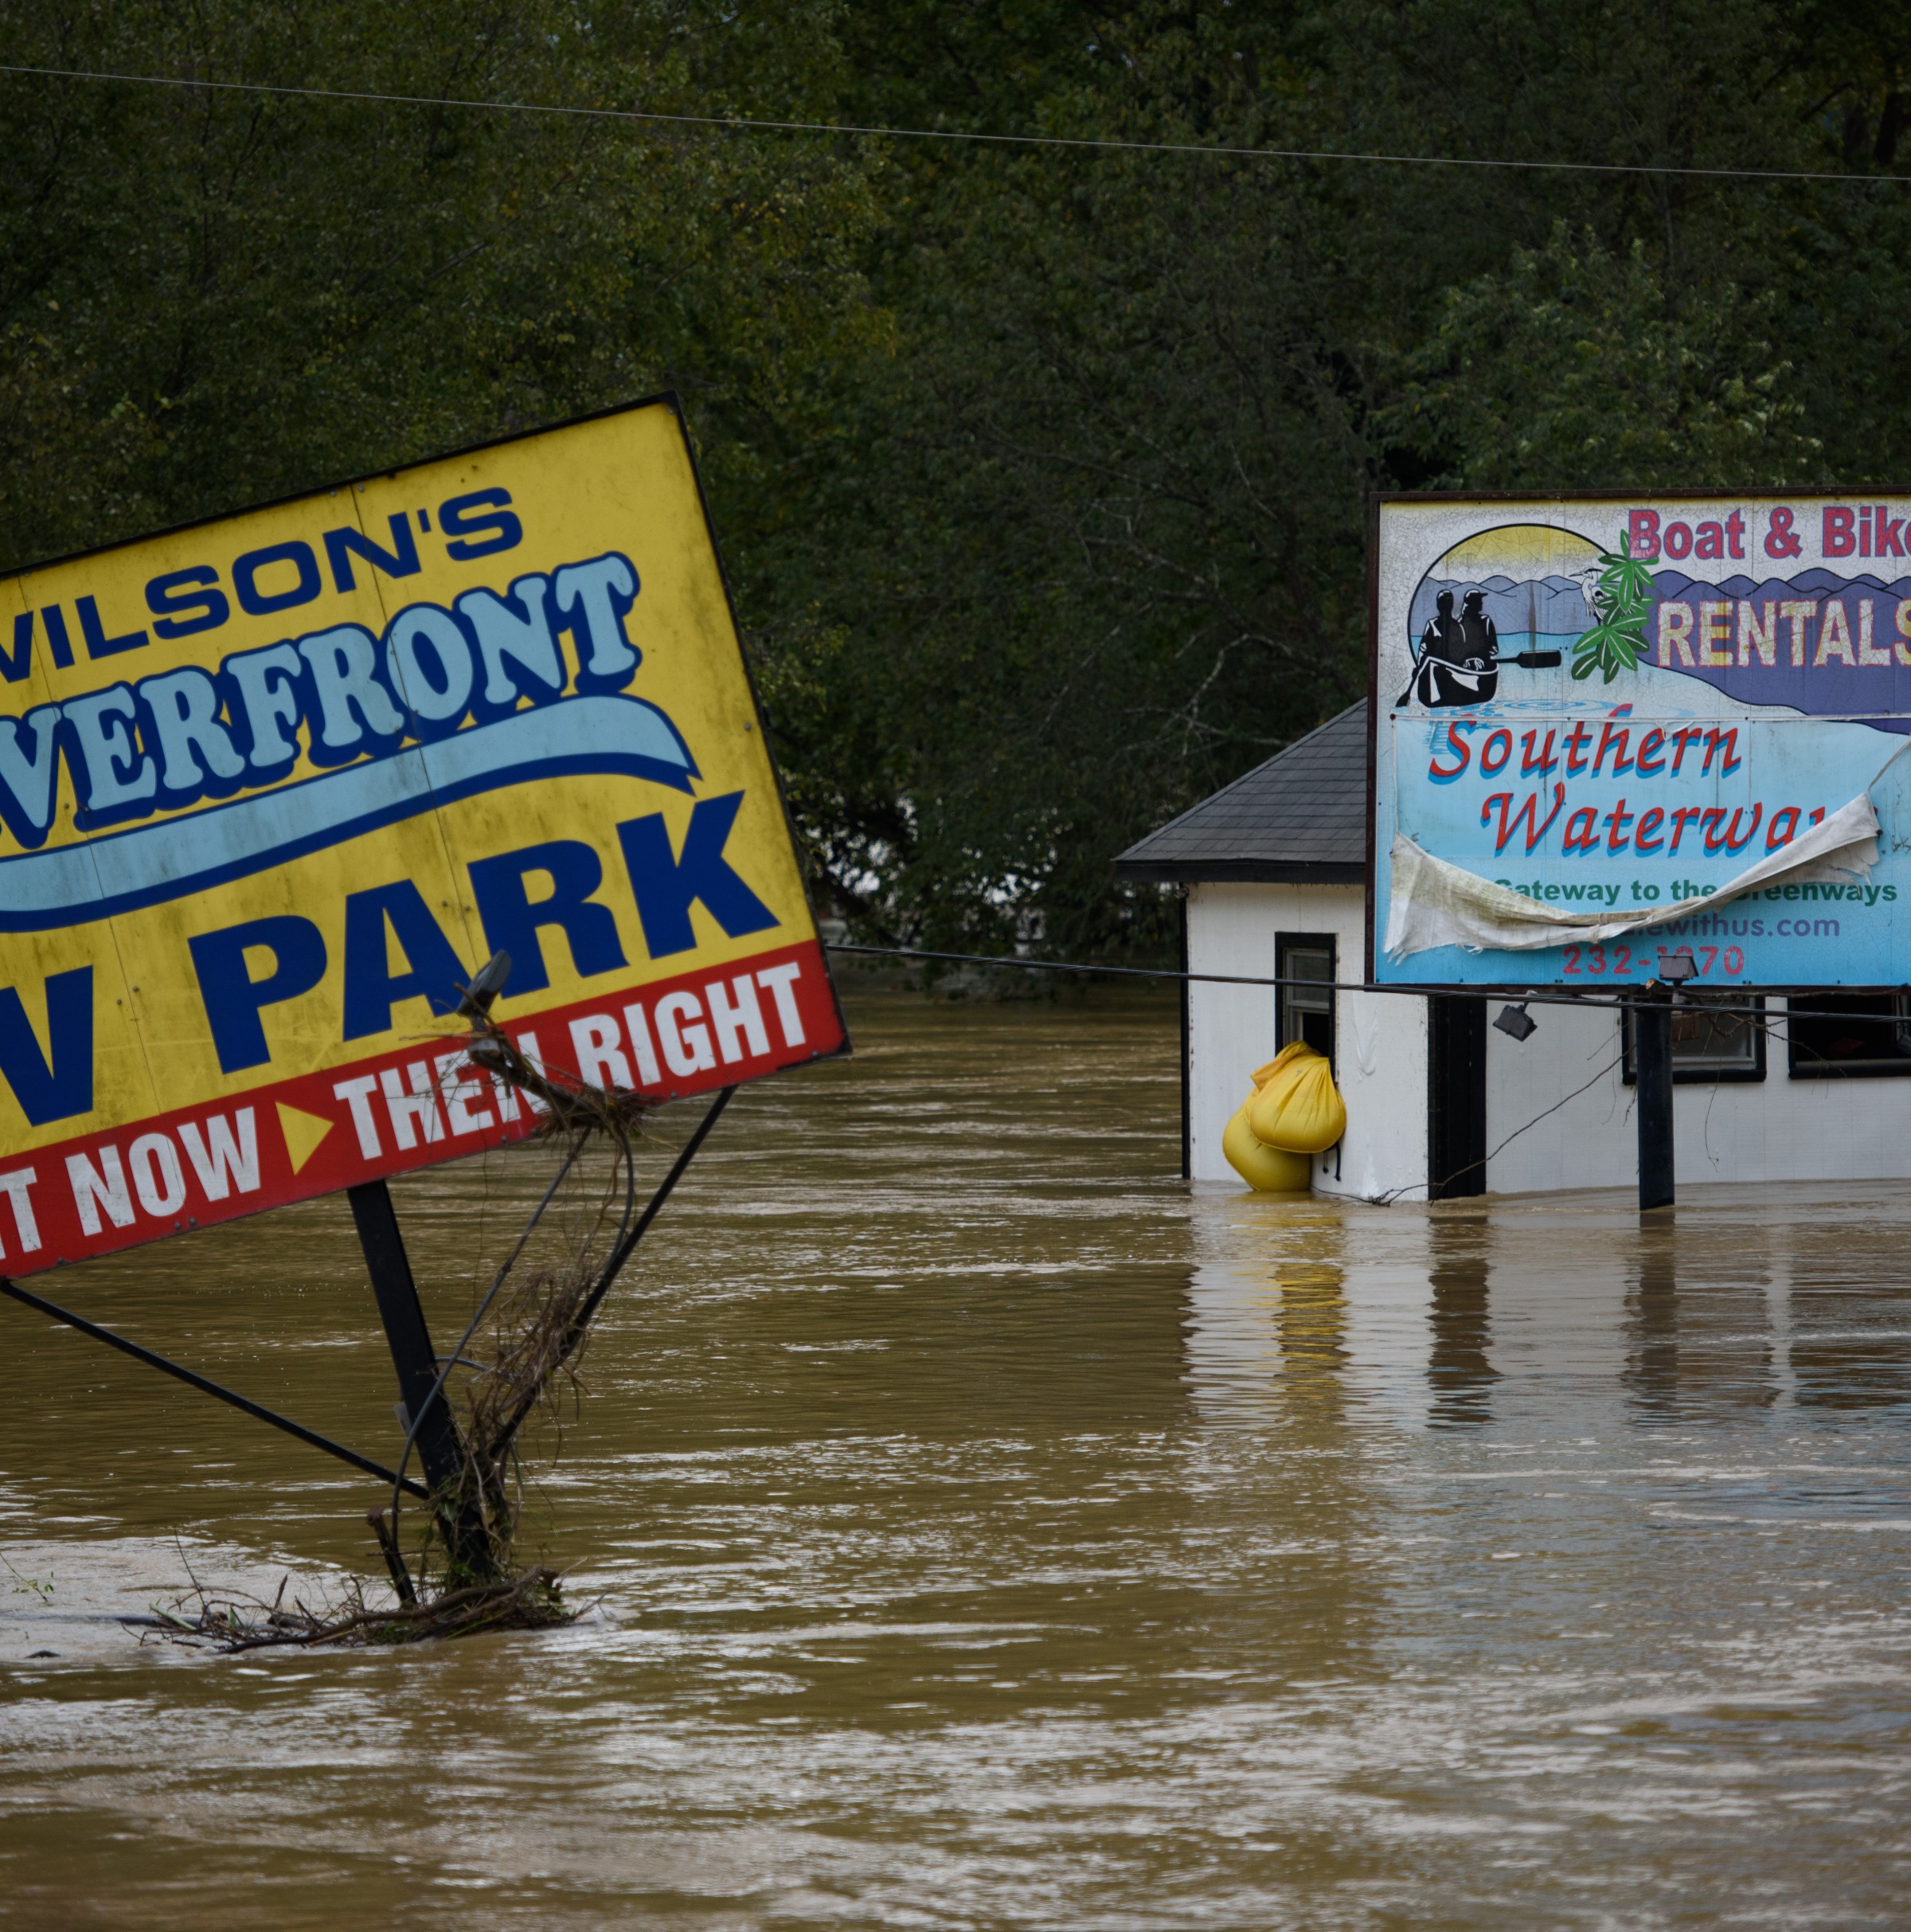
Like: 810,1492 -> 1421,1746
0,397 -> 846,1274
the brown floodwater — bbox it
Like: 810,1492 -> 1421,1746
2,985 -> 1909,1928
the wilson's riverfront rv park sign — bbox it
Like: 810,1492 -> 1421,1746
0,398 -> 845,1276
1372,494 -> 1911,989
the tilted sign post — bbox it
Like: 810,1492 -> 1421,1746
0,396 -> 846,1525
1370,494 -> 1909,1208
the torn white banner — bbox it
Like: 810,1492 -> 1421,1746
1384,792 -> 1881,958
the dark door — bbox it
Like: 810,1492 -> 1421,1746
1427,995 -> 1487,1200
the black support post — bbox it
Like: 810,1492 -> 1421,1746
1177,893 -> 1191,1183
1635,993 -> 1675,1212
349,1179 -> 494,1577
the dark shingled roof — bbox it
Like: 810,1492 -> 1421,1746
1114,700 -> 1368,883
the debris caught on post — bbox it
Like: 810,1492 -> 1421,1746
149,956 -> 686,1648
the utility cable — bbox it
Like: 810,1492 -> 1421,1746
836,941 -> 1905,1191
1378,1050 -> 1628,1205
0,63 -> 1905,189
483,1085 -> 735,1465
825,941 -> 1908,1028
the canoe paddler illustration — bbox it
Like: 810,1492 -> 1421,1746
1399,586 -> 1499,708
1398,522 -> 1581,709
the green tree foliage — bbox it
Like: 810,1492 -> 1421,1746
0,2 -> 881,561
3,1 -> 1910,960
1396,227 -> 1821,493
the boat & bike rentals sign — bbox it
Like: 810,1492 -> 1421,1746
1371,493 -> 1911,989
0,397 -> 845,1274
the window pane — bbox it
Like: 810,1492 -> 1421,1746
1284,948 -> 1333,1012
1277,939 -> 1335,1064
1670,999 -> 1759,1070
1788,993 -> 1911,1076
1623,992 -> 1764,1081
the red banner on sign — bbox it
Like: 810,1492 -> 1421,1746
0,938 -> 835,1277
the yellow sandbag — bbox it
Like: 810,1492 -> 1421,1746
1245,1046 -> 1319,1134
1223,1097 -> 1313,1191
1247,1044 -> 1346,1154
1249,1042 -> 1309,1090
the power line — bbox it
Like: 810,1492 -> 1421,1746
826,940 -> 1911,1027
0,61 -> 1901,189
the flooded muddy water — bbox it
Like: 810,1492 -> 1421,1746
2,987 -> 1909,1927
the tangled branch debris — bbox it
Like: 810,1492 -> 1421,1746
144,1566 -> 573,1650
157,951 -> 682,1651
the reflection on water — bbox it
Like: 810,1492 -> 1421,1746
1273,1239 -> 1348,1395
1427,1213 -> 1497,1426
2,988 -> 1910,1928
1626,1224 -> 1683,1415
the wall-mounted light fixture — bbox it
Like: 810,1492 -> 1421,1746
1493,1002 -> 1537,1042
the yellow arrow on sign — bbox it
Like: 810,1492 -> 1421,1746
276,1101 -> 334,1175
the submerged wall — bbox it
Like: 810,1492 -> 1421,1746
1484,994 -> 1911,1195
1185,882 -> 1911,1200
1184,882 -> 1424,1199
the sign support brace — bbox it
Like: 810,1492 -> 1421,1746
0,1273 -> 429,1496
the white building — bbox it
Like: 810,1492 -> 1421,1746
1116,702 -> 1911,1201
